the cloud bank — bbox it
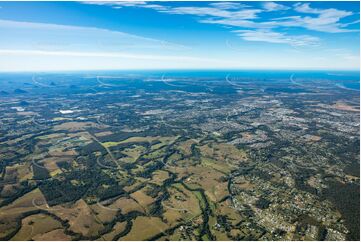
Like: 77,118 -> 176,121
83,1 -> 359,46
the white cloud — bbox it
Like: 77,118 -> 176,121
0,19 -> 188,51
328,49 -> 360,62
0,19 -> 158,42
262,2 -> 290,12
0,48 -> 245,71
338,53 -> 359,61
233,29 -> 320,46
160,6 -> 262,20
161,7 -> 233,18
294,3 -> 351,17
201,10 -> 357,34
200,18 -> 270,29
291,3 -> 356,33
0,49 -> 217,62
82,1 -> 168,11
90,2 -> 356,37
65,1 -> 358,52
83,1 -> 263,20
82,1 -> 147,7
209,2 -> 250,10
270,15 -> 358,33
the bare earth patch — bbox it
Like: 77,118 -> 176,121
332,102 -> 359,112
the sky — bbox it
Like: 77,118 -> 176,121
0,1 -> 359,71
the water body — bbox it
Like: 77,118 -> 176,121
130,69 -> 360,80
339,82 -> 360,90
83,69 -> 360,87
1,70 -> 359,84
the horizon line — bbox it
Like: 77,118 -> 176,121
0,68 -> 360,74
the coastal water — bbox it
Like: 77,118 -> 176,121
341,82 -> 360,90
87,69 -> 360,87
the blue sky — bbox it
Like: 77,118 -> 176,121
0,1 -> 359,71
